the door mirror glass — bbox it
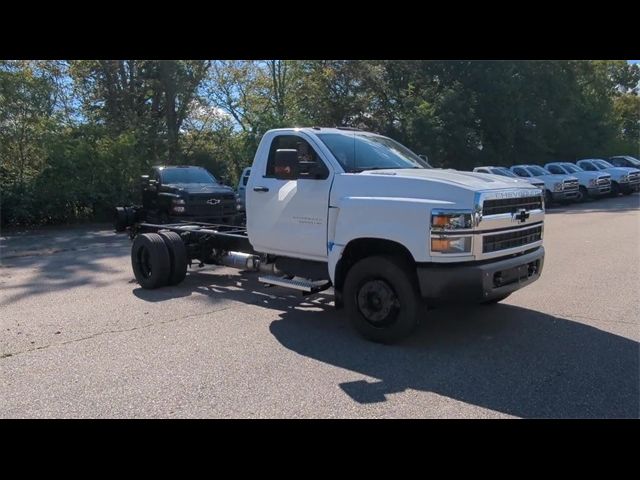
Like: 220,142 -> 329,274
274,149 -> 299,180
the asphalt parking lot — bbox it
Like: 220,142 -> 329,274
1,194 -> 639,418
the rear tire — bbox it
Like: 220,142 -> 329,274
343,255 -> 419,344
157,231 -> 188,286
131,233 -> 171,289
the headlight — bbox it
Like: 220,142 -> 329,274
431,210 -> 473,230
588,178 -> 597,187
172,198 -> 186,205
553,182 -> 563,192
431,236 -> 472,254
619,175 -> 629,183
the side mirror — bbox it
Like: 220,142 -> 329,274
274,149 -> 298,180
419,154 -> 429,163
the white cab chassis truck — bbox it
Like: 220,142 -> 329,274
123,128 -> 546,343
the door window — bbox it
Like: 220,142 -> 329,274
265,135 -> 328,179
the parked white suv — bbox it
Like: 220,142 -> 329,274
544,162 -> 611,201
510,164 -> 580,205
473,166 -> 545,190
576,159 -> 640,196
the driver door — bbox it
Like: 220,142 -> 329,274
247,133 -> 333,261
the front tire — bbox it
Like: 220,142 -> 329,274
610,182 -> 620,196
343,255 -> 420,344
577,186 -> 589,203
545,190 -> 554,207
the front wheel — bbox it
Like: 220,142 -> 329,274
343,255 -> 420,344
545,190 -> 554,207
610,182 -> 620,196
577,186 -> 589,203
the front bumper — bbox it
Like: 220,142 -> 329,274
587,186 -> 611,197
417,247 -> 545,303
551,190 -> 579,201
620,182 -> 640,193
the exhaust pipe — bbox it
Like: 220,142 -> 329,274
218,251 -> 261,270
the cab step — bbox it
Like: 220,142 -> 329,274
258,275 -> 330,293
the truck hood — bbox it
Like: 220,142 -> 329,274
602,167 -> 640,177
358,168 -> 530,191
530,173 -> 576,182
331,168 -> 540,209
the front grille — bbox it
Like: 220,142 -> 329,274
563,179 -> 579,191
628,172 -> 640,184
482,196 -> 543,216
597,176 -> 611,186
483,225 -> 543,253
187,194 -> 236,217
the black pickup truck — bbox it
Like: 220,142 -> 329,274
115,165 -> 239,231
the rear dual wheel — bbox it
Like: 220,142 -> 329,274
131,232 -> 187,289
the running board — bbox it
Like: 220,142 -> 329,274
258,275 -> 330,293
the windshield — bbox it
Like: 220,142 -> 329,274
160,167 -> 217,185
593,160 -> 614,170
527,166 -> 550,176
561,164 -> 582,173
316,133 -> 430,172
491,167 -> 518,178
610,157 -> 640,167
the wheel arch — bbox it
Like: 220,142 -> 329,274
333,237 -> 416,293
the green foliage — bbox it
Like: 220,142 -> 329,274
1,60 -> 639,226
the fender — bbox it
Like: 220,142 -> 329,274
327,196 -> 449,283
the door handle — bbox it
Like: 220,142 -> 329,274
253,186 -> 269,192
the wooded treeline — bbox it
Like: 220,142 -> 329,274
1,60 -> 638,226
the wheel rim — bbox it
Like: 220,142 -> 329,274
137,246 -> 152,278
356,279 -> 400,327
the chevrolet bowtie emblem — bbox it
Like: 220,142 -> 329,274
206,198 -> 221,206
514,209 -> 530,223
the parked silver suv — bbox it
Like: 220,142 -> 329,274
576,159 -> 640,196
473,166 -> 546,190
544,162 -> 611,201
510,164 -> 580,205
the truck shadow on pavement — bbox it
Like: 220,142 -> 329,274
134,270 -> 639,419
270,300 -> 639,418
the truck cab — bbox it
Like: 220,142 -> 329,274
510,164 -> 579,205
544,162 -> 611,201
576,159 -> 640,196
243,128 -> 545,341
473,166 -> 546,190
